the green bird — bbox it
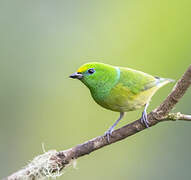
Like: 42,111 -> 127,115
70,62 -> 173,141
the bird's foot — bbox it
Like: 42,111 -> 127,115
140,110 -> 149,128
104,128 -> 114,143
104,112 -> 125,142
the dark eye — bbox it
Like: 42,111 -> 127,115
88,68 -> 95,74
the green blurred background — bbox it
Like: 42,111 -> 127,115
0,0 -> 191,179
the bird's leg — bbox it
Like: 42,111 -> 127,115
105,112 -> 125,142
140,102 -> 150,128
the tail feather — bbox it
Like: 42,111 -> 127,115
155,77 -> 175,88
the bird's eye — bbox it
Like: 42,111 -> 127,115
88,68 -> 95,74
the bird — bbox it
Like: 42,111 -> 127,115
69,62 -> 174,141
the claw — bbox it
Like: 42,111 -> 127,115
104,128 -> 114,142
140,103 -> 150,128
140,110 -> 149,128
104,112 -> 125,143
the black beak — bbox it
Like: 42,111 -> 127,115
69,72 -> 83,80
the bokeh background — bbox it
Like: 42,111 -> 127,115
0,0 -> 191,179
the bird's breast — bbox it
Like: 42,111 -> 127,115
91,82 -> 155,112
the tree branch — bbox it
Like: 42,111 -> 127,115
4,65 -> 191,180
166,112 -> 191,121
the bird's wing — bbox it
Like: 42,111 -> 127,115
118,67 -> 159,95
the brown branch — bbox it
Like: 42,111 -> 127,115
4,65 -> 191,180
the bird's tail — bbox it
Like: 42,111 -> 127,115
155,77 -> 175,88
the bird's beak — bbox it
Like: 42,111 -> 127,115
69,72 -> 83,80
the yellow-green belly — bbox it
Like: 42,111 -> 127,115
93,83 -> 159,112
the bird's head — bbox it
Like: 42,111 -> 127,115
69,62 -> 118,91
